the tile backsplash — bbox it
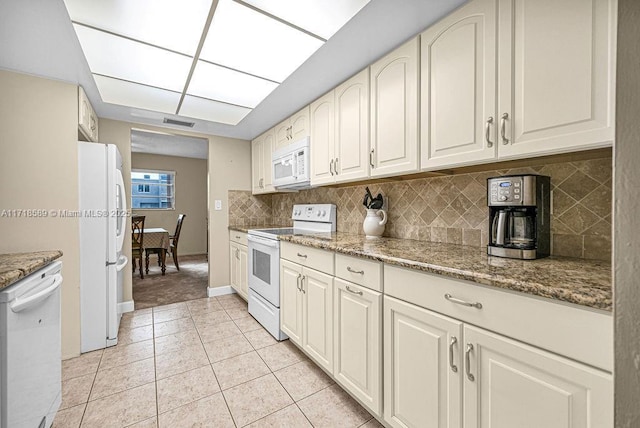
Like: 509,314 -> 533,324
229,155 -> 612,261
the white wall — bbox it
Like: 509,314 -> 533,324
0,70 -> 81,359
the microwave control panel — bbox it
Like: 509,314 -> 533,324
488,175 -> 540,206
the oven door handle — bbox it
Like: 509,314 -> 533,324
247,235 -> 280,248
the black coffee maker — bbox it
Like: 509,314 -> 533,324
487,175 -> 550,259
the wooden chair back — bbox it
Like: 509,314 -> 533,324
132,215 -> 145,250
172,214 -> 186,247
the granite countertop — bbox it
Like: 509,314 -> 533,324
230,225 -> 611,311
0,251 -> 63,290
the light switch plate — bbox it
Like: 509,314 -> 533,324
215,200 -> 222,210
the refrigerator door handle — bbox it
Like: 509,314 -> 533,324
115,170 -> 127,252
115,255 -> 128,272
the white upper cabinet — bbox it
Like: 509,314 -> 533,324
310,90 -> 336,186
78,86 -> 99,142
310,69 -> 370,186
335,68 -> 370,183
497,0 -> 616,158
420,0 -> 497,170
370,37 -> 420,178
251,128 -> 275,194
275,106 -> 311,150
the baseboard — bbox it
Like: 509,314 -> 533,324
118,300 -> 135,313
207,285 -> 237,297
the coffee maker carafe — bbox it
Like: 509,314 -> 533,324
487,175 -> 550,259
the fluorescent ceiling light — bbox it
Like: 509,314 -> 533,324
188,61 -> 278,108
94,75 -> 181,114
200,0 -> 324,82
64,0 -> 211,55
74,24 -> 192,92
180,95 -> 251,125
241,0 -> 370,40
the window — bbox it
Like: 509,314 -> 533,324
131,169 -> 175,210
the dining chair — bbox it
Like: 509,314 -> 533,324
169,214 -> 186,271
131,215 -> 145,279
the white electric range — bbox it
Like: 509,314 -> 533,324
247,204 -> 336,340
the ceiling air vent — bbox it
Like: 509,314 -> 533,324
163,118 -> 195,127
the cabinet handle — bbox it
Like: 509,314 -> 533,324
345,285 -> 363,296
369,149 -> 375,168
301,275 -> 306,293
449,336 -> 458,373
465,343 -> 475,381
296,253 -> 307,258
444,293 -> 483,309
235,235 -> 241,239
485,116 -> 493,147
500,113 -> 509,145
329,159 -> 334,176
235,248 -> 239,259
296,273 -> 302,291
90,116 -> 96,131
346,266 -> 364,275
334,158 -> 339,175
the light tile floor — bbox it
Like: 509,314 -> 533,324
54,294 -> 383,428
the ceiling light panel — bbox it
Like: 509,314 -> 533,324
94,75 -> 180,114
180,96 -> 251,125
241,0 -> 371,40
74,24 -> 192,92
188,61 -> 278,108
63,0 -> 212,55
200,0 -> 324,83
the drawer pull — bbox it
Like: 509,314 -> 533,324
296,273 -> 302,291
301,275 -> 306,293
345,285 -> 363,296
346,266 -> 364,275
449,336 -> 458,373
465,343 -> 475,381
297,253 -> 307,258
444,293 -> 483,309
235,235 -> 241,239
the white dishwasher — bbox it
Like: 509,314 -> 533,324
0,261 -> 63,428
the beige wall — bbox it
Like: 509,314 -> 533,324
0,70 -> 81,359
208,136 -> 252,288
131,153 -> 208,255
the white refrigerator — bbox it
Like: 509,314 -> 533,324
78,142 -> 128,353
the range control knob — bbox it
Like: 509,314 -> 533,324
321,210 -> 326,217
499,195 -> 508,201
317,211 -> 322,217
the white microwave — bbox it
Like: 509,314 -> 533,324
272,137 -> 311,190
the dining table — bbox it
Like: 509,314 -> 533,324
143,227 -> 170,275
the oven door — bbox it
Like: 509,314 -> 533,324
247,235 -> 280,307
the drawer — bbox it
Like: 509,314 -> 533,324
229,230 -> 247,246
335,253 -> 383,292
384,265 -> 613,372
281,242 -> 334,275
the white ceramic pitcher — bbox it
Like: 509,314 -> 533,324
363,209 -> 387,238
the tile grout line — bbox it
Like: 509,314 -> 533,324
152,309 -> 161,426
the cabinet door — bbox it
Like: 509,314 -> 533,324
334,279 -> 382,416
275,118 -> 291,149
463,324 -> 613,428
251,137 -> 264,194
310,91 -> 336,186
384,296 -> 463,428
280,260 -> 303,345
229,242 -> 239,293
262,129 -> 275,192
370,37 -> 420,178
497,0 -> 615,158
291,106 -> 310,142
238,245 -> 248,299
335,69 -> 370,183
420,0 -> 497,170
302,267 -> 334,372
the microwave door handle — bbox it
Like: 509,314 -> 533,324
495,211 -> 507,246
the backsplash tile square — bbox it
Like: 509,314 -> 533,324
230,155 -> 612,261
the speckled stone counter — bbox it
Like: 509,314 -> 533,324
0,251 -> 63,290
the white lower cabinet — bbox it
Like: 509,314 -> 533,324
229,241 -> 248,300
334,278 -> 382,416
383,294 -> 613,428
279,259 -> 334,373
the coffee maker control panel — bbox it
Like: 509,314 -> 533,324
488,176 -> 536,206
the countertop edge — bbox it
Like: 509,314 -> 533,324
0,250 -> 64,289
